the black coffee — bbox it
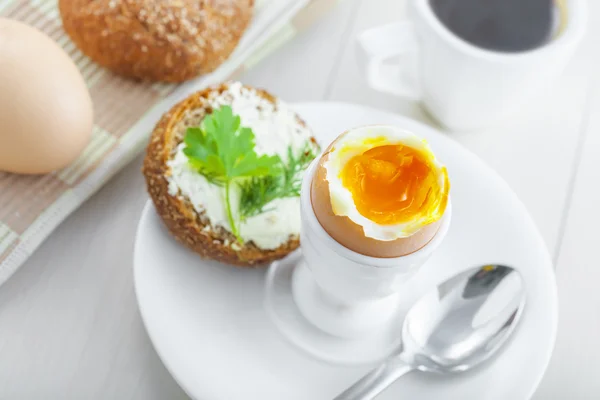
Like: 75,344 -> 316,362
429,0 -> 559,52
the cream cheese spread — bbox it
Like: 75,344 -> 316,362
167,82 -> 315,250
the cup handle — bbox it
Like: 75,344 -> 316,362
356,22 -> 421,99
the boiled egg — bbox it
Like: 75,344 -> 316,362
311,125 -> 450,258
0,18 -> 93,174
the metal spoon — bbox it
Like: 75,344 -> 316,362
334,264 -> 526,400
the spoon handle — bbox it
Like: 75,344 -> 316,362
333,358 -> 413,400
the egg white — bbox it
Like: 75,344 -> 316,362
324,125 -> 448,241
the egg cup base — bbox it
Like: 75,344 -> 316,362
264,251 -> 404,366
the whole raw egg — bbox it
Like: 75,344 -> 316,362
0,18 -> 93,174
311,125 -> 450,258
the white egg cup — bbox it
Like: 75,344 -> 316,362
264,160 -> 451,365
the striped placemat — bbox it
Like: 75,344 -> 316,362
0,0 -> 341,285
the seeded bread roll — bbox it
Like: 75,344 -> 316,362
143,83 -> 317,267
59,0 -> 253,82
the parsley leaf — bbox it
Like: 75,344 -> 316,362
182,106 -> 282,241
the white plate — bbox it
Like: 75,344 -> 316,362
134,102 -> 557,400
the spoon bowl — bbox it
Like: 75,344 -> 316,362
334,264 -> 526,400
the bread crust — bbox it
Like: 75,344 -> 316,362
142,83 -> 310,267
59,0 -> 253,82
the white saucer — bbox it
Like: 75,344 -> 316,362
134,102 -> 557,400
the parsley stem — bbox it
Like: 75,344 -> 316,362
225,181 -> 242,243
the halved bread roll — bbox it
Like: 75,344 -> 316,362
143,82 -> 318,266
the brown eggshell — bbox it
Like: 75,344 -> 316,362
310,136 -> 441,258
0,19 -> 93,174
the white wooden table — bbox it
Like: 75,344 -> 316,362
1,1 -> 599,399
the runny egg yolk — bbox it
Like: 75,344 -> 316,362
339,144 -> 441,225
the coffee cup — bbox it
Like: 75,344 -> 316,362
356,0 -> 586,131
